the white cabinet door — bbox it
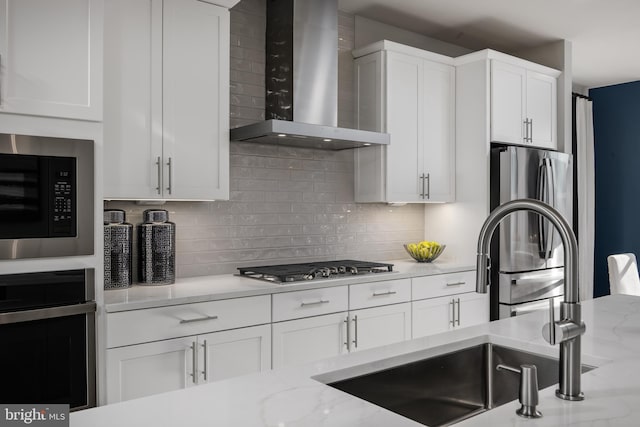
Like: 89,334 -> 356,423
105,336 -> 195,404
457,292 -> 489,329
162,0 -> 229,200
103,0 -> 229,201
422,60 -> 455,202
526,71 -> 557,149
412,292 -> 489,339
491,60 -> 526,145
199,324 -> 271,383
103,0 -> 162,199
0,0 -> 102,120
349,303 -> 411,352
385,51 -> 423,202
354,45 -> 455,203
491,60 -> 557,149
272,313 -> 348,369
412,295 -> 455,339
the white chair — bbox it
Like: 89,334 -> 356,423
607,253 -> 640,296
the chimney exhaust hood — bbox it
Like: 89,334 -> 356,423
229,0 -> 390,151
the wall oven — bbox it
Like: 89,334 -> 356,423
0,269 -> 96,410
0,133 -> 94,259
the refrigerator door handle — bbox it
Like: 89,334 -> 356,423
545,159 -> 557,258
536,159 -> 548,258
536,157 -> 555,261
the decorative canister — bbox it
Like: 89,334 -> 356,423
138,209 -> 176,285
103,209 -> 133,289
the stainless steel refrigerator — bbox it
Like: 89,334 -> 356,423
489,144 -> 573,320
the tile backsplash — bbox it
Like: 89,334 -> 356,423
104,0 -> 425,278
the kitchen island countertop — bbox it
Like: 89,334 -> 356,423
73,294 -> 640,426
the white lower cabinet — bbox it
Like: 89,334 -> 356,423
271,312 -> 348,369
349,303 -> 412,352
106,336 -> 194,403
412,292 -> 488,339
272,281 -> 413,368
106,324 -> 270,403
272,302 -> 412,368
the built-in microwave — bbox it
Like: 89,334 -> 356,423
0,133 -> 94,259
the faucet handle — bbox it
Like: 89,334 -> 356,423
542,297 -> 557,345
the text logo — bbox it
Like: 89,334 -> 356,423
0,405 -> 69,427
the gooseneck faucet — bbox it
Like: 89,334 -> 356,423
476,199 -> 586,401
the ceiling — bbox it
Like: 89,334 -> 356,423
338,0 -> 639,89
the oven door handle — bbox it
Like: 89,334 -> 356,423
0,301 -> 97,325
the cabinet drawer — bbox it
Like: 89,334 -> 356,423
273,286 -> 348,322
107,295 -> 271,348
349,279 -> 411,310
412,271 -> 475,300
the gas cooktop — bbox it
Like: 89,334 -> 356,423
237,260 -> 394,283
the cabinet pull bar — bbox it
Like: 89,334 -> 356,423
450,299 -> 455,326
166,157 -> 173,194
426,173 -> 430,199
352,315 -> 358,349
300,299 -> 330,307
420,174 -> 426,198
156,156 -> 162,194
201,340 -> 208,381
456,298 -> 461,326
529,118 -> 533,142
344,316 -> 349,351
190,341 -> 198,384
180,315 -> 218,324
446,281 -> 466,287
372,290 -> 397,297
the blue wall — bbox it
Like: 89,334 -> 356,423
590,81 -> 640,297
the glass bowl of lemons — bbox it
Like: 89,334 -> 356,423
404,241 -> 445,263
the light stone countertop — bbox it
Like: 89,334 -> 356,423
73,294 -> 640,426
104,259 -> 475,312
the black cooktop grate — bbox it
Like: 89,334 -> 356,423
237,260 -> 394,283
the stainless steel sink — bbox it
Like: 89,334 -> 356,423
326,343 -> 595,427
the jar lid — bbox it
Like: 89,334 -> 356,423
104,209 -> 126,224
143,209 -> 169,223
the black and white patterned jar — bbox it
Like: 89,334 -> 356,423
104,209 -> 133,289
138,209 -> 176,285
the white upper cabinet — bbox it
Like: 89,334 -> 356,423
353,41 -> 455,203
0,0 -> 103,121
104,0 -> 230,201
491,59 -> 558,149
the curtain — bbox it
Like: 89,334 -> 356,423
574,96 -> 595,300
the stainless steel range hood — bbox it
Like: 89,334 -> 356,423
229,0 -> 389,150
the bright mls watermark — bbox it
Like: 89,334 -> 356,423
0,405 -> 69,427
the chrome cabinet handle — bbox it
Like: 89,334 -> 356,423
456,298 -> 461,326
529,118 -> 533,142
166,157 -> 173,194
523,119 -> 532,142
352,315 -> 358,349
190,341 -> 198,384
446,281 -> 466,287
201,340 -> 208,382
300,299 -> 329,307
179,315 -> 218,324
450,299 -> 455,326
156,156 -> 162,194
343,316 -> 349,351
420,173 -> 426,198
372,290 -> 397,297
425,173 -> 430,199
